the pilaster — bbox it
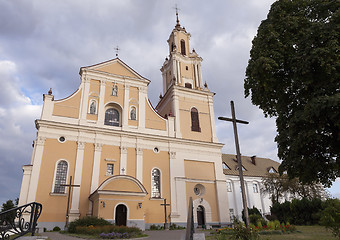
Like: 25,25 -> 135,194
97,80 -> 106,125
41,94 -> 54,120
69,141 -> 85,221
136,148 -> 143,182
120,146 -> 128,175
79,76 -> 91,124
122,84 -> 129,130
90,143 -> 102,193
138,86 -> 146,130
27,136 -> 46,203
18,165 -> 33,206
172,94 -> 182,138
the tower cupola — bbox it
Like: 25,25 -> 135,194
160,12 -> 204,94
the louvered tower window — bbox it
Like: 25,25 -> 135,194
191,107 -> 201,132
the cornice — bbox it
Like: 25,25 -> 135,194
36,120 -> 224,149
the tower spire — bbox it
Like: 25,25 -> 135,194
174,4 -> 181,28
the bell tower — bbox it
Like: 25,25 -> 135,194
156,13 -> 218,143
160,12 -> 204,93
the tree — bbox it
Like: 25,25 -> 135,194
261,173 -> 327,203
261,173 -> 289,204
320,198 -> 340,239
1,200 -> 15,212
244,0 -> 340,186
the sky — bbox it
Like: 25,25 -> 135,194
0,0 -> 339,206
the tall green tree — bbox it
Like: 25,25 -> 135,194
244,0 -> 340,186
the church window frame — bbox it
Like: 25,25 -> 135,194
58,136 -> 66,143
191,107 -> 201,132
129,106 -> 137,120
180,39 -> 186,55
104,104 -> 122,127
88,99 -> 97,115
106,163 -> 114,176
52,159 -> 69,194
151,168 -> 161,199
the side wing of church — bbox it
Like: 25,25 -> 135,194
18,17 -> 230,230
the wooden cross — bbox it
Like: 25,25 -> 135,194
218,100 -> 250,227
114,46 -> 120,57
60,176 -> 80,228
160,198 -> 170,229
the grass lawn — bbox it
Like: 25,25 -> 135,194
208,225 -> 337,240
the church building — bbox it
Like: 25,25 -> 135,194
18,15 -> 230,230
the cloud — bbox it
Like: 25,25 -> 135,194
1,0 -> 338,203
0,60 -> 41,204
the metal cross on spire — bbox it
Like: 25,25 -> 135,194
173,4 -> 180,27
114,46 -> 120,57
218,101 -> 250,227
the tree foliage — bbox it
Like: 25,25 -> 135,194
244,0 -> 340,186
320,198 -> 340,239
262,173 -> 327,204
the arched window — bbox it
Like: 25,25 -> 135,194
53,160 -> 68,193
105,108 -> 120,126
151,168 -> 161,198
191,107 -> 201,132
130,107 -> 137,120
180,39 -> 186,55
89,100 -> 96,114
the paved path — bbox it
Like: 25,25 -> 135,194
40,229 -> 211,240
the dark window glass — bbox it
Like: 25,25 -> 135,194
191,107 -> 201,132
151,169 -> 161,198
105,108 -> 120,126
54,161 -> 68,193
185,83 -> 192,89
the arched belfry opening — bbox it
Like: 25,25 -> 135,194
180,39 -> 186,55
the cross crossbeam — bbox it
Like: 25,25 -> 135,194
160,198 -> 170,229
60,176 -> 80,228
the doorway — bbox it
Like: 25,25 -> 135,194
115,204 -> 127,226
197,205 -> 205,227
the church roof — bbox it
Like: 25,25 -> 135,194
222,154 -> 280,178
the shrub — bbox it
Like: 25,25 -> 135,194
53,226 -> 61,231
169,223 -> 185,230
320,198 -> 340,239
229,223 -> 259,240
270,201 -> 291,223
68,216 -> 112,233
149,224 -> 163,230
74,225 -> 141,236
242,207 -> 266,226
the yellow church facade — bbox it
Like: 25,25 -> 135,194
18,18 -> 230,230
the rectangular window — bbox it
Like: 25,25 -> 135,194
253,183 -> 259,193
229,209 -> 234,221
226,182 -> 232,192
106,164 -> 114,176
